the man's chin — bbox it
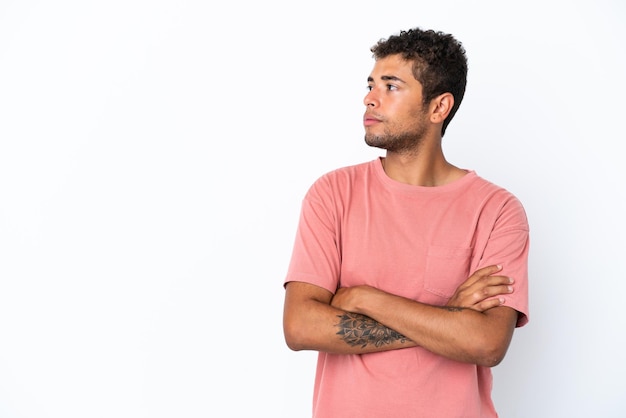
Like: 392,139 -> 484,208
364,135 -> 388,150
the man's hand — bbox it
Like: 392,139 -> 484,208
447,265 -> 514,312
331,285 -> 374,314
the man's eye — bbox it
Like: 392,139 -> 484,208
366,85 -> 373,91
387,84 -> 398,91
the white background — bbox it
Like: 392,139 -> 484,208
1,1 -> 625,417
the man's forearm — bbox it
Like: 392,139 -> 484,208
335,311 -> 413,349
348,287 -> 517,366
284,286 -> 417,355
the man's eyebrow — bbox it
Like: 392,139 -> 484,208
382,75 -> 406,83
367,75 -> 407,83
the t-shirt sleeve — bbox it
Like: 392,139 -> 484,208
479,194 -> 530,327
284,179 -> 341,294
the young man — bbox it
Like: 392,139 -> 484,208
283,27 -> 529,418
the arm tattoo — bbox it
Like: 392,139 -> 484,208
335,312 -> 409,349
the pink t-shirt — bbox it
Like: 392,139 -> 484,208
285,158 -> 530,418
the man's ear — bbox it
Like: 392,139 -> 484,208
429,92 -> 454,124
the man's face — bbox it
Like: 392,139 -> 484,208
363,54 -> 429,152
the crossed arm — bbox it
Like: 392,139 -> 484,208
283,265 -> 519,367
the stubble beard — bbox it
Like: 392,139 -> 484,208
364,124 -> 428,154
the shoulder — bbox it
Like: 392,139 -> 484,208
469,174 -> 529,229
306,160 -> 376,195
468,173 -> 523,203
317,160 -> 373,182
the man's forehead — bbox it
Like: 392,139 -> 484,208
368,55 -> 415,80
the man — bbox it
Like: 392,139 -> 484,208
283,27 -> 529,418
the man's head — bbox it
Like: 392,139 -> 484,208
370,28 -> 467,137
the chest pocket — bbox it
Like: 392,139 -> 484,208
423,245 -> 472,303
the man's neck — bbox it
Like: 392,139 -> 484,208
382,149 -> 466,187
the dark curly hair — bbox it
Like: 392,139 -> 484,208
371,28 -> 468,137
